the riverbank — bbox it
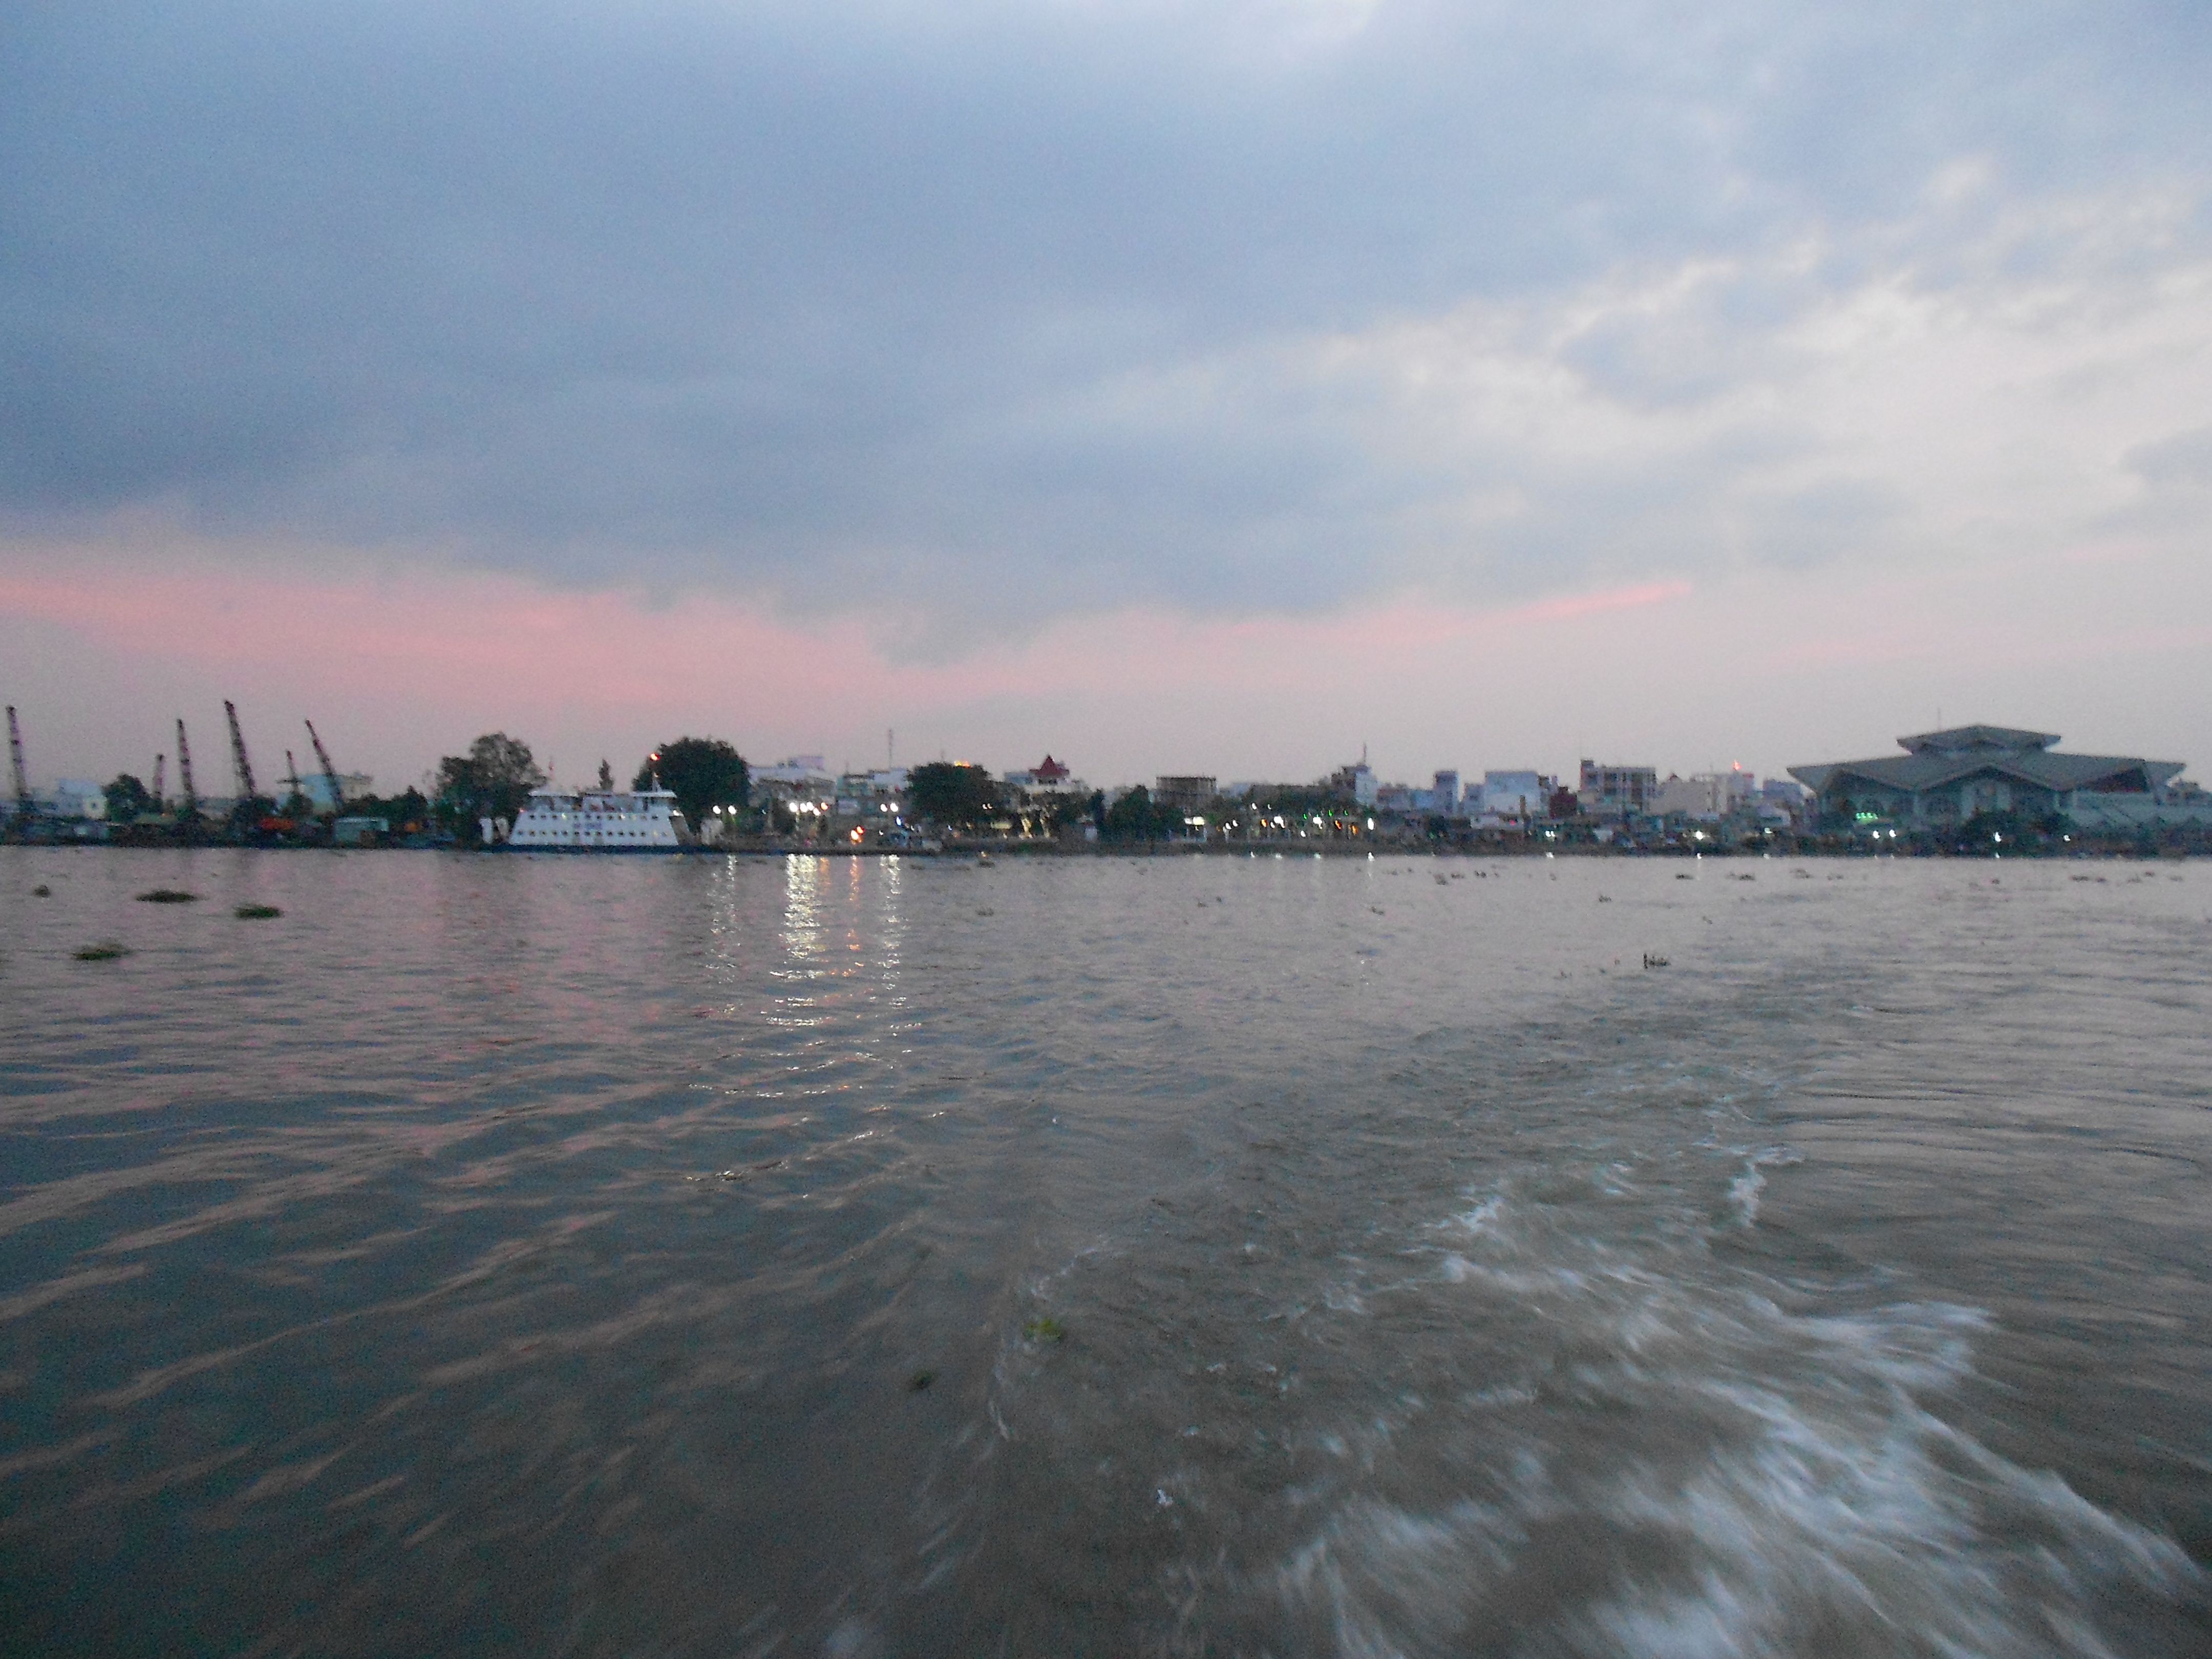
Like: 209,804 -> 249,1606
10,833 -> 2203,860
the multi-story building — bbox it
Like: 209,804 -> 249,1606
1328,762 -> 1379,806
1649,768 -> 1757,821
1477,771 -> 1547,820
1577,760 -> 1657,818
1153,775 -> 1219,815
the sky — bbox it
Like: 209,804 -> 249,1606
4,0 -> 2210,793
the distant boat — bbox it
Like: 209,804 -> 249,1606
497,786 -> 691,852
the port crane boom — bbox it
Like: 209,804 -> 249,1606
6,706 -> 29,824
224,701 -> 258,805
152,753 -> 166,809
305,720 -> 346,817
176,718 -> 199,820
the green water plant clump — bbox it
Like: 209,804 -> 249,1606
235,903 -> 283,920
74,942 -> 131,961
1022,1316 -> 1066,1344
135,888 -> 200,904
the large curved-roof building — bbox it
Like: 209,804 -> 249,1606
1789,725 -> 2190,830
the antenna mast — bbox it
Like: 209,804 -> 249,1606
224,700 -> 258,803
6,706 -> 30,823
305,720 -> 345,816
176,718 -> 199,821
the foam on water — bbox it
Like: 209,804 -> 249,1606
1723,1147 -> 1803,1229
1268,1186 -> 2203,1657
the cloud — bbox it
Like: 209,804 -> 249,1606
2127,424 -> 2212,490
4,0 -> 2210,637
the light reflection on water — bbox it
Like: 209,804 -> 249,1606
1,848 -> 2208,1655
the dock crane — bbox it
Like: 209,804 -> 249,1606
176,718 -> 200,823
224,701 -> 259,805
305,720 -> 346,818
152,753 -> 166,811
7,706 -> 32,833
283,750 -> 303,804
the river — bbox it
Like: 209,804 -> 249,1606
3,848 -> 2208,1655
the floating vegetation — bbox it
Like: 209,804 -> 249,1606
234,903 -> 283,920
74,942 -> 131,961
32,885 -> 50,897
907,1370 -> 935,1392
1022,1316 -> 1066,1344
1643,953 -> 1670,969
135,888 -> 200,904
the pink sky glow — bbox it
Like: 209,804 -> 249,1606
1,551 -> 2204,794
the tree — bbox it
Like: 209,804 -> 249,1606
907,762 -> 999,829
434,733 -> 545,838
1103,784 -> 1173,842
102,774 -> 153,823
634,737 -> 749,830
597,759 -> 614,790
350,786 -> 431,833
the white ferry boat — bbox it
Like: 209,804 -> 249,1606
498,786 -> 692,852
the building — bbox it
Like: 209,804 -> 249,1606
833,771 -> 909,822
1577,760 -> 1657,818
752,756 -> 837,814
42,780 -> 107,820
294,772 -> 374,811
1477,771 -> 1546,819
1327,762 -> 1379,806
1005,754 -> 1075,791
1004,755 -> 1087,799
1649,768 -> 1757,822
1649,774 -> 1709,819
1789,725 -> 2189,831
1153,775 -> 1219,814
1405,770 -> 1461,816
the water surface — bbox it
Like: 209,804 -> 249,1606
3,849 -> 2208,1655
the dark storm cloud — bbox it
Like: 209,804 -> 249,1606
4,0 -> 2208,624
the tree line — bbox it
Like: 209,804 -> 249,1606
97,734 -> 1213,844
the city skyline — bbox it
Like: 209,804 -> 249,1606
5,1 -> 2209,789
